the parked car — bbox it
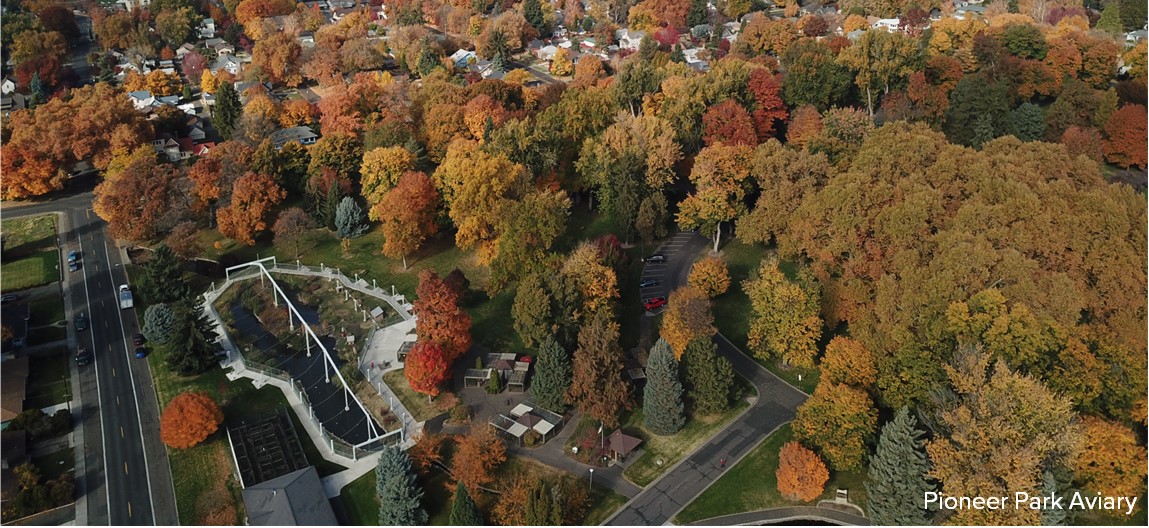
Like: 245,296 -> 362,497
133,333 -> 145,346
67,250 -> 78,263
135,347 -> 148,359
75,347 -> 92,366
644,297 -> 668,311
75,313 -> 87,331
68,260 -> 80,272
643,254 -> 666,263
639,278 -> 659,288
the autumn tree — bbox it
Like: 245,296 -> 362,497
452,421 -> 507,493
819,337 -> 877,391
688,256 -> 731,298
659,286 -> 716,360
793,382 -> 878,471
414,269 -> 472,363
489,189 -> 571,291
702,99 -> 757,147
216,172 -> 285,245
434,139 -> 529,262
530,338 -> 571,413
776,441 -> 829,502
866,407 -> 935,525
743,258 -> 822,368
375,171 -> 440,269
272,207 -> 315,258
566,311 -> 632,429
93,149 -> 194,241
786,105 -> 823,148
676,143 -> 754,252
643,339 -> 686,435
837,29 -> 921,116
159,392 -> 224,449
635,193 -> 670,244
1059,125 -> 1104,163
1073,416 -> 1147,512
360,146 -> 417,213
781,38 -> 851,111
1101,104 -> 1147,168
550,47 -> 574,76
376,445 -> 428,526
747,69 -> 788,141
404,341 -> 450,399
927,349 -> 1080,525
560,242 -> 619,318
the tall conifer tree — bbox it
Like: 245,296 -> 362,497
643,339 -> 686,435
866,407 -> 934,525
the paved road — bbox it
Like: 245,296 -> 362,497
3,190 -> 178,526
686,505 -> 870,526
606,231 -> 809,526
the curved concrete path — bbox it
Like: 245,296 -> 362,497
687,506 -> 870,526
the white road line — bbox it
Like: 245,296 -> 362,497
74,220 -> 112,524
102,234 -> 158,525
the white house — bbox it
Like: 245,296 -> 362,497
128,90 -> 155,110
116,0 -> 151,10
535,44 -> 558,61
873,18 -> 901,32
199,18 -> 216,39
615,29 -> 645,51
211,54 -> 243,76
449,49 -> 477,69
1,77 -> 15,95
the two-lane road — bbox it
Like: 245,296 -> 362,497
4,193 -> 177,525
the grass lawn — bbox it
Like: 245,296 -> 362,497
27,325 -> 67,346
382,369 -> 444,422
493,456 -> 629,525
25,347 -> 71,409
1,214 -> 57,252
1,249 -> 60,291
621,375 -> 756,487
29,294 -> 65,326
708,240 -> 818,394
31,447 -> 74,481
674,424 -> 869,524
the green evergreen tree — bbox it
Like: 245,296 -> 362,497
682,337 -> 734,415
213,81 -> 241,140
530,338 -> 571,412
1041,469 -> 1066,526
141,244 -> 188,304
165,299 -> 219,375
182,85 -> 192,100
1010,102 -> 1045,142
1097,2 -> 1123,35
1008,0 -> 1019,13
142,303 -> 178,344
486,369 -> 502,394
449,483 -> 483,525
98,54 -> 115,84
488,29 -> 511,72
29,72 -> 45,107
376,446 -> 428,525
334,196 -> 368,239
416,41 -> 441,78
513,273 -> 552,348
944,75 -> 1011,148
670,45 -> 686,63
1120,0 -> 1148,32
866,407 -> 935,525
643,339 -> 686,435
687,0 -> 708,27
321,184 -> 342,231
524,0 -> 546,35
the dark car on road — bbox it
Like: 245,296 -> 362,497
639,278 -> 659,288
643,254 -> 666,263
67,250 -> 80,272
644,297 -> 668,311
133,333 -> 145,346
135,347 -> 148,359
75,313 -> 87,331
75,347 -> 92,366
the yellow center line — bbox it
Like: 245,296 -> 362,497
120,426 -> 124,438
128,501 -> 132,517
124,462 -> 128,475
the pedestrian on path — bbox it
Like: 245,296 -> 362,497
720,458 -> 726,468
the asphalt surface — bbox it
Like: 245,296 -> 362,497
606,231 -> 810,526
686,505 -> 870,526
3,190 -> 178,525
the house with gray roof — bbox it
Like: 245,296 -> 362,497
241,467 -> 337,526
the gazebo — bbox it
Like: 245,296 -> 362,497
607,429 -> 643,461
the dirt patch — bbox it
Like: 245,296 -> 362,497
193,446 -> 239,525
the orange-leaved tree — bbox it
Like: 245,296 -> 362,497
776,441 -> 828,502
702,99 -> 757,147
216,172 -> 285,245
1074,416 -> 1147,506
404,341 -> 451,399
660,286 -> 716,360
160,391 -> 224,449
1101,104 -> 1147,169
688,256 -> 731,297
452,421 -> 507,493
818,336 -> 877,390
377,171 -> 441,269
414,269 -> 472,363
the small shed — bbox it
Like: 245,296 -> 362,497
608,429 -> 643,461
490,414 -> 529,444
507,370 -> 528,392
464,369 -> 491,388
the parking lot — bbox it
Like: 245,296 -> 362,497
639,231 -> 706,315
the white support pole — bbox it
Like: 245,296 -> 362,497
305,330 -> 311,358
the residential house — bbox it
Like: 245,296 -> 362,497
0,93 -> 26,114
116,0 -> 152,10
615,28 -> 645,51
185,119 -> 207,141
177,101 -> 198,115
242,467 -> 338,526
873,18 -> 901,32
270,126 -> 319,149
722,21 -> 741,42
846,29 -> 866,41
535,44 -> 558,61
955,4 -> 986,18
192,142 -> 215,157
691,24 -> 713,39
128,90 -> 156,110
299,31 -> 315,48
155,95 -> 180,107
175,43 -> 197,59
211,54 -> 243,76
200,18 -> 216,39
1126,30 -> 1147,43
682,47 -> 710,72
449,49 -> 477,69
153,134 -> 183,162
0,356 -> 29,425
1,77 -> 14,95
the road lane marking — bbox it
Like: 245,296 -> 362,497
120,427 -> 124,438
128,501 -> 132,518
112,368 -> 116,377
124,462 -> 128,475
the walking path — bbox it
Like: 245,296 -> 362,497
686,506 -> 870,526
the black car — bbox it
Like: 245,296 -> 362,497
75,313 -> 87,331
639,278 -> 659,288
643,254 -> 666,263
68,260 -> 80,272
75,347 -> 92,366
133,333 -> 145,346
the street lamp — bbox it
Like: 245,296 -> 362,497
589,468 -> 594,491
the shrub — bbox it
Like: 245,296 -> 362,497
160,391 -> 224,449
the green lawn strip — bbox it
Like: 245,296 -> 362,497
27,325 -> 67,346
25,347 -> 71,409
31,447 -> 75,481
674,423 -> 869,524
0,214 -> 57,254
382,369 -> 444,422
708,240 -> 818,394
585,484 -> 630,525
1,249 -> 61,291
29,294 -> 65,326
622,376 -> 755,487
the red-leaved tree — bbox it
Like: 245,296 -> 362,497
747,69 -> 788,142
1101,104 -> 1148,168
160,391 -> 224,449
414,269 -> 472,363
404,341 -> 450,399
702,99 -> 758,147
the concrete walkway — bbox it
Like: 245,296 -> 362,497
685,506 -> 870,526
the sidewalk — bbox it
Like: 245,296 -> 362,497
685,505 -> 870,526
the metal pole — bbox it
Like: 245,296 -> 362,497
589,468 -> 594,491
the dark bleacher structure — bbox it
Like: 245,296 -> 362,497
228,408 -> 310,488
